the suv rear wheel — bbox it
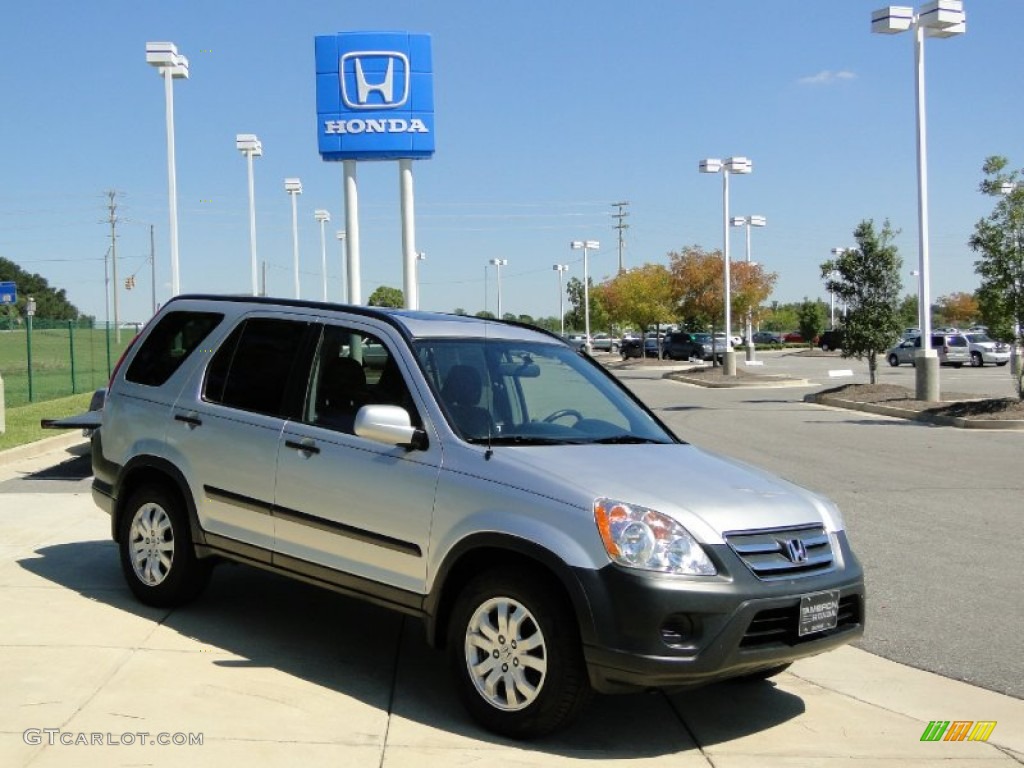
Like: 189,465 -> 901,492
447,569 -> 591,738
118,486 -> 211,607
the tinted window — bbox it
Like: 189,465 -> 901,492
125,311 -> 223,387
204,318 -> 308,416
948,336 -> 968,347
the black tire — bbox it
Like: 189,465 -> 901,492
971,352 -> 983,367
997,361 -> 1008,367
447,569 -> 591,739
732,662 -> 792,682
888,354 -> 899,367
952,363 -> 963,369
118,486 -> 211,608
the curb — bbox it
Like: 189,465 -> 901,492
667,372 -> 813,389
805,393 -> 1024,430
0,431 -> 89,467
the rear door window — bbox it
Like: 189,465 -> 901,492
125,311 -> 223,387
204,317 -> 310,416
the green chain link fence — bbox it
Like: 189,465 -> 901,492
0,319 -> 140,407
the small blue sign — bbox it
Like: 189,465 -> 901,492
0,281 -> 16,305
315,32 -> 435,161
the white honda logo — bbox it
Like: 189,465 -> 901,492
341,51 -> 409,109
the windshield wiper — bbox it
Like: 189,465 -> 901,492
587,435 -> 669,445
467,435 -> 576,446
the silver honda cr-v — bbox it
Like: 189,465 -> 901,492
92,295 -> 865,739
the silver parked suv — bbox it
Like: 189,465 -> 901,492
92,295 -> 864,738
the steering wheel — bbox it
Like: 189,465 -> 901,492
543,408 -> 584,425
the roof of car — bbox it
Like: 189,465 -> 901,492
167,294 -> 559,344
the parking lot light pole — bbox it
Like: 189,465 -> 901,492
700,157 -> 752,375
314,210 -> 330,302
489,258 -> 508,318
829,248 -> 851,329
552,264 -> 569,336
146,42 -> 189,297
236,134 -> 262,296
731,214 -> 766,361
571,240 -> 600,354
416,252 -> 427,310
872,1 -> 966,401
284,178 -> 303,299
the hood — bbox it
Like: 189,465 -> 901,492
480,443 -> 840,545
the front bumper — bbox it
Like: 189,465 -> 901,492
573,532 -> 865,693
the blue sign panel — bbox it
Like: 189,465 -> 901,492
315,32 -> 435,161
0,282 -> 16,305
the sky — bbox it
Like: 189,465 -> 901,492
1,1 -> 1021,326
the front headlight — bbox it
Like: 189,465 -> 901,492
594,499 -> 716,576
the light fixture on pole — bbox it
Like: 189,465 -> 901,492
489,258 -> 508,318
700,157 -> 752,375
416,252 -> 427,309
314,210 -> 331,302
236,134 -> 262,296
335,230 -> 347,303
872,0 -> 965,401
284,178 -> 303,299
145,42 -> 189,297
730,214 -> 766,361
570,240 -> 600,354
552,264 -> 569,336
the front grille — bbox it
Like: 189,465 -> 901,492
724,525 -> 834,580
740,595 -> 861,648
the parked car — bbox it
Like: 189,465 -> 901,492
563,333 -> 588,352
782,331 -> 805,343
750,331 -> 783,346
663,331 -> 714,361
92,295 -> 865,738
886,333 -> 970,368
901,328 -> 922,340
818,329 -> 845,351
964,332 -> 1010,367
590,332 -> 620,353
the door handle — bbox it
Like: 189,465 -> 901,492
174,413 -> 202,428
285,439 -> 320,455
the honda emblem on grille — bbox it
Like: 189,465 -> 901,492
785,538 -> 808,563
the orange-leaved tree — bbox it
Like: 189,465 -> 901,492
668,245 -> 777,330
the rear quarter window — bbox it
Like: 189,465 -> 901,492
124,311 -> 224,387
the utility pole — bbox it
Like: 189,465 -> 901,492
149,224 -> 157,316
611,201 -> 630,273
106,190 -> 121,343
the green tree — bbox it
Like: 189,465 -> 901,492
821,220 -> 903,383
564,276 -> 608,332
897,294 -> 919,329
595,264 -> 675,350
367,285 -> 404,308
0,256 -> 83,320
796,299 -> 826,349
969,155 -> 1024,398
475,310 -> 495,320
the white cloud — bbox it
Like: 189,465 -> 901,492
798,70 -> 857,85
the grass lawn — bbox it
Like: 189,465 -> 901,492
0,392 -> 93,452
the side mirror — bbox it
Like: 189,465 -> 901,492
354,404 -> 427,450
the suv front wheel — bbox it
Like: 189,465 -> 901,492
447,569 -> 591,738
118,486 -> 211,607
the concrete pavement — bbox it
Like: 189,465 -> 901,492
0,439 -> 1021,767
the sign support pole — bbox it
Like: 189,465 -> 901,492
399,159 -> 418,310
344,159 -> 362,305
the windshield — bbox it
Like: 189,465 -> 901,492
414,338 -> 676,445
966,333 -> 992,343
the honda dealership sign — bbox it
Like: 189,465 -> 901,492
315,32 -> 435,160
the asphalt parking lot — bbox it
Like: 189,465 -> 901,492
0,362 -> 1022,766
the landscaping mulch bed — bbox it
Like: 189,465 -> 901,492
818,383 -> 1024,421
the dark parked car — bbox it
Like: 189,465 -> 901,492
664,332 -> 710,361
819,330 -> 844,351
